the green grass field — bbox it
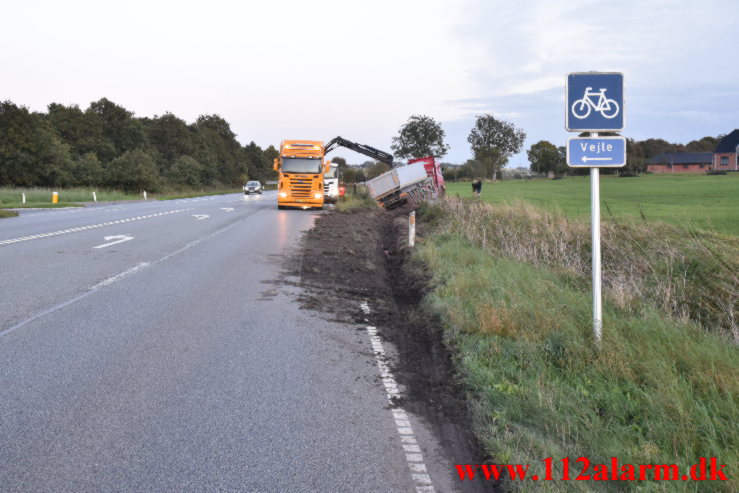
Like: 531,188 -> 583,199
446,173 -> 739,236
414,235 -> 737,492
414,199 -> 738,491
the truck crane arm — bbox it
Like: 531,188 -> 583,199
324,136 -> 394,166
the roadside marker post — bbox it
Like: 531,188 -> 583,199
93,191 -> 97,202
22,192 -> 26,204
409,211 -> 416,248
566,72 -> 626,344
52,191 -> 58,204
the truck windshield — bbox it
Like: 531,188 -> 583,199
282,158 -> 321,174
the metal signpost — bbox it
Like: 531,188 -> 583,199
566,72 -> 625,344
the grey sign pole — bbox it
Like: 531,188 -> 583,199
590,132 -> 602,344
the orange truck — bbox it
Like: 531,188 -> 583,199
274,140 -> 330,210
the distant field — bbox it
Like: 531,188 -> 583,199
446,173 -> 739,236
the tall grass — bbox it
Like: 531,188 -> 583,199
336,184 -> 376,211
415,234 -> 738,492
426,199 -> 738,341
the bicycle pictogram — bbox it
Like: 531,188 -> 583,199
571,87 -> 620,119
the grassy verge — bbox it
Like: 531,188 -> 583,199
336,195 -> 376,211
412,200 -> 737,491
446,173 -> 739,236
336,185 -> 376,211
0,187 -> 244,207
0,188 -> 139,206
0,203 -> 84,209
0,209 -> 18,218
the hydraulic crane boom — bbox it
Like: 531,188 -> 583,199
324,136 -> 394,166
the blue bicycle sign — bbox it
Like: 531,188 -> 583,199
571,87 -> 620,119
566,73 -> 624,131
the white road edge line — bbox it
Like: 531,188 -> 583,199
360,301 -> 436,493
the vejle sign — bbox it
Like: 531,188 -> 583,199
567,136 -> 626,167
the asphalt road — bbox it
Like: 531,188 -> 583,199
0,193 -> 459,492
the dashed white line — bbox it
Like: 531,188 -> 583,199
360,301 -> 436,493
0,210 -> 255,337
0,209 -> 192,247
91,262 -> 150,289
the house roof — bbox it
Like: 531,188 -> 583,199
715,129 -> 739,153
646,152 -> 713,165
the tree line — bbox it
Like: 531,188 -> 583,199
335,113 -> 723,183
0,98 -> 278,191
526,135 -> 723,178
333,113 -> 527,183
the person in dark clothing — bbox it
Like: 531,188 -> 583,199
472,179 -> 482,197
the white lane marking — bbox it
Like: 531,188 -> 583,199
359,301 -> 436,493
0,209 -> 192,247
91,262 -> 150,289
0,206 -> 264,338
220,207 -> 234,212
93,235 -> 134,249
192,214 -> 210,220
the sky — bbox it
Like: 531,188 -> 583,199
2,0 -> 737,165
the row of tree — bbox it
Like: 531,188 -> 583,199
525,135 -> 723,178
3,99 -> 719,190
345,112 -> 722,182
0,99 -> 278,191
331,114 -> 527,183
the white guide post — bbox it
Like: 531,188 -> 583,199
590,132 -> 602,344
408,211 -> 416,247
93,191 -> 97,202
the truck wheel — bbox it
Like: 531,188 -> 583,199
278,205 -> 285,210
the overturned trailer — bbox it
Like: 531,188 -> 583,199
321,136 -> 445,210
366,157 -> 445,210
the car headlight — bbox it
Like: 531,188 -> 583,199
278,192 -> 288,198
314,192 -> 323,199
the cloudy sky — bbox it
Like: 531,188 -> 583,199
3,0 -> 737,164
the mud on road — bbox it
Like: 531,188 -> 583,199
297,206 -> 500,493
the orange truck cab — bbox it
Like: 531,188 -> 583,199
274,140 -> 330,210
